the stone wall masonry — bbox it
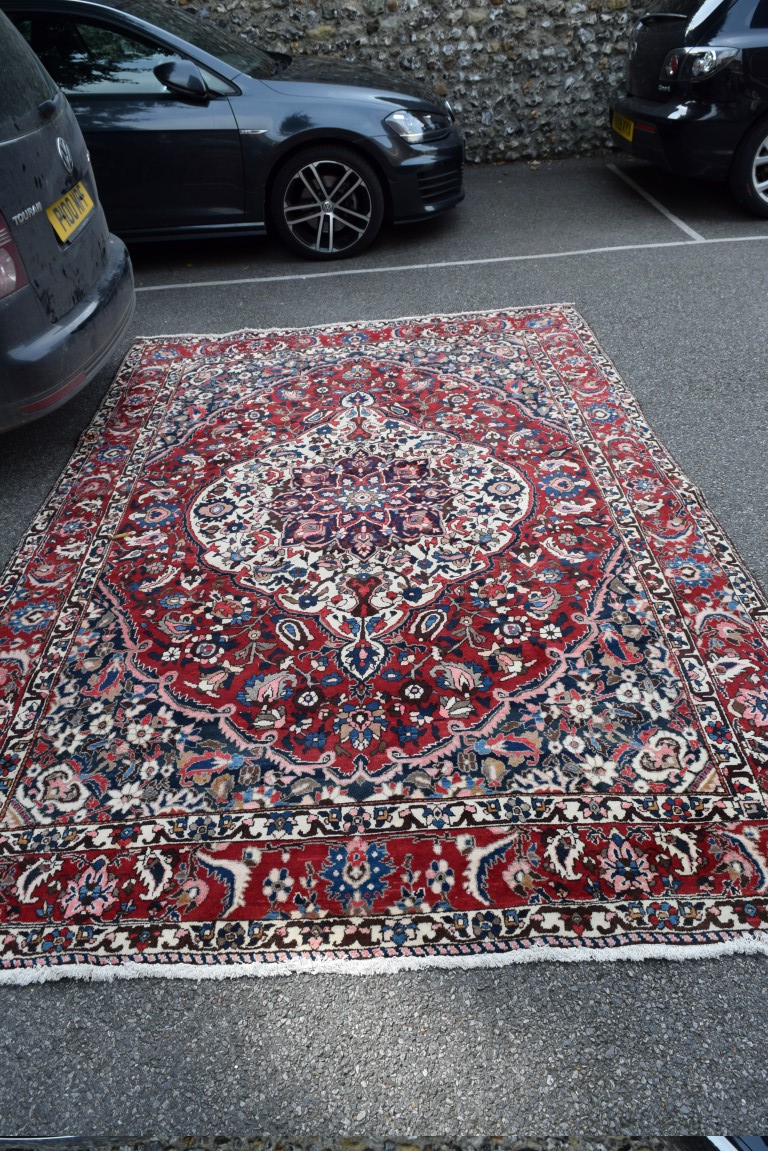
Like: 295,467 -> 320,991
169,0 -> 651,162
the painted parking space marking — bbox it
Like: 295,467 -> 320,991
134,232 -> 768,293
607,163 -> 706,241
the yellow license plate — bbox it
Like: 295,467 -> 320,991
612,111 -> 635,144
46,180 -> 94,242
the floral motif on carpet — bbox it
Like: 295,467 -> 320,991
1,306 -> 767,978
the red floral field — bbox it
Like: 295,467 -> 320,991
1,306 -> 767,979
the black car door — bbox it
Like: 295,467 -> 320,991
14,13 -> 244,234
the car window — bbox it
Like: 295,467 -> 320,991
21,15 -> 182,95
114,0 -> 278,77
645,0 -> 711,12
751,0 -> 768,25
642,0 -> 768,33
0,11 -> 58,139
644,0 -> 732,14
687,0 -> 768,31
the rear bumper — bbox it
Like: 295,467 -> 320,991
0,236 -> 135,431
608,93 -> 756,181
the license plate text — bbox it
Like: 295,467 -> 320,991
47,181 -> 94,242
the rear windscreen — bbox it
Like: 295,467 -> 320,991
0,11 -> 58,140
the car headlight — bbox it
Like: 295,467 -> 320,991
385,109 -> 451,143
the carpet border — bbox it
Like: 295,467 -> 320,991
3,303 -> 768,982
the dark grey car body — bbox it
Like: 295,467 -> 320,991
0,8 -> 134,430
1,0 -> 464,258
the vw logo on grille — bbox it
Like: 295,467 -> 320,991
57,137 -> 74,173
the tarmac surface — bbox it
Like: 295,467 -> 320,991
0,1140 -> 685,1151
1,157 -> 767,1137
0,1140 -> 688,1151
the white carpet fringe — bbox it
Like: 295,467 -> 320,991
1,934 -> 768,986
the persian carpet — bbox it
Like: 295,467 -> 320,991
2,305 -> 768,981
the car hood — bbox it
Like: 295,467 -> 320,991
260,56 -> 442,106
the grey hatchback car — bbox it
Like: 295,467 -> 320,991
0,8 -> 134,430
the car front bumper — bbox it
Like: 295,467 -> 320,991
370,126 -> 465,223
609,94 -> 755,182
0,235 -> 135,431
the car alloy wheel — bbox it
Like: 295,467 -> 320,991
750,134 -> 768,206
271,146 -> 384,259
729,117 -> 768,217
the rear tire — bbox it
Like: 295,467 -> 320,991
270,146 -> 384,259
729,118 -> 768,218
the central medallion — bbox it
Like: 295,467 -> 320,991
271,448 -> 454,561
189,393 -> 533,679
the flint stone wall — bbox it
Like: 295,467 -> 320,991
171,0 -> 650,161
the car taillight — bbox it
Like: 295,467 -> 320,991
663,51 -> 683,79
0,213 -> 29,301
660,45 -> 740,83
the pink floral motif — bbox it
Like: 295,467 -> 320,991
600,833 -> 655,896
734,686 -> 768,728
60,859 -> 117,919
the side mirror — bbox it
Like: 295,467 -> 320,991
154,60 -> 208,100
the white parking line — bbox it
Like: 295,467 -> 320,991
607,162 -> 706,241
134,232 -> 768,293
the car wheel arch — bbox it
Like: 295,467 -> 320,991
264,133 -> 393,226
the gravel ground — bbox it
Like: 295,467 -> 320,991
1,956 -> 766,1134
0,1140 -> 688,1151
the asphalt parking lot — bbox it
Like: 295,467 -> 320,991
1,155 -> 768,1137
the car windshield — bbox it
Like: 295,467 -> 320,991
114,0 -> 279,76
0,12 -> 58,139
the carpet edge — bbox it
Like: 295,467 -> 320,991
1,934 -> 768,985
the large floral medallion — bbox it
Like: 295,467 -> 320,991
1,307 -> 767,976
186,395 -> 532,670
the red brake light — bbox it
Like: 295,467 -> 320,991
664,51 -> 682,78
0,213 -> 29,301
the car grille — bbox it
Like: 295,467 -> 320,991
417,162 -> 463,205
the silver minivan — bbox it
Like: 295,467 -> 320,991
0,8 -> 134,429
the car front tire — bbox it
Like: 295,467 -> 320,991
270,146 -> 385,259
729,117 -> 768,218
